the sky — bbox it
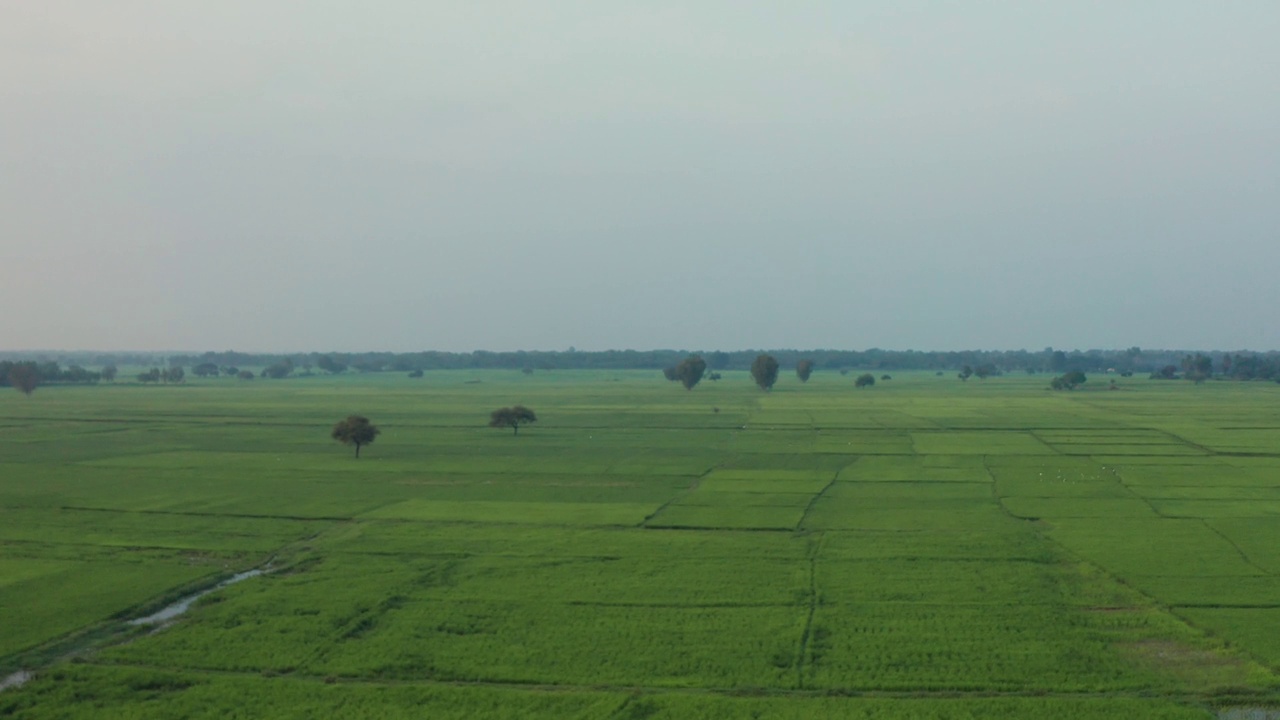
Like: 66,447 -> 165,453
2,2 -> 1278,352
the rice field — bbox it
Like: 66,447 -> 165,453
2,370 -> 1280,718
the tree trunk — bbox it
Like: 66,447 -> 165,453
355,443 -> 361,458
512,425 -> 518,436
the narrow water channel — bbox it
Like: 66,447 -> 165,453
1220,709 -> 1280,720
0,671 -> 33,693
129,567 -> 266,626
0,565 -> 272,696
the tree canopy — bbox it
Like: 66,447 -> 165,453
192,362 -> 219,378
332,415 -> 380,457
751,354 -> 779,391
674,355 -> 706,390
1183,353 -> 1212,384
490,405 -> 537,435
796,359 -> 814,383
7,362 -> 38,395
855,373 -> 876,388
1050,371 -> 1087,391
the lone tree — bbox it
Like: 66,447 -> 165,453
958,365 -> 973,382
675,355 -> 707,390
855,373 -> 876,388
332,415 -> 380,458
796,359 -> 814,383
751,354 -> 780,391
1050,370 -> 1087,391
973,363 -> 997,380
9,362 -> 38,395
490,405 -> 537,435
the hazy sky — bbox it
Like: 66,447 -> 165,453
3,3 -> 1278,352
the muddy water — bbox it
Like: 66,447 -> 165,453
0,670 -> 33,693
1221,709 -> 1280,720
129,568 -> 266,626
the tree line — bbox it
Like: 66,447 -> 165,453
6,348 -> 1279,396
9,347 -> 1273,377
0,361 -> 108,394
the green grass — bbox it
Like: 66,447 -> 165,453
3,370 -> 1280,717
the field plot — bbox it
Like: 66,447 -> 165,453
3,372 -> 1280,718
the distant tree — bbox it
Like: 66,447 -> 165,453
1050,370 -> 1087,391
331,415 -> 380,458
796,359 -> 814,383
1049,350 -> 1068,373
192,362 -> 219,378
9,362 -> 38,395
100,365 -> 118,383
1151,365 -> 1179,380
62,365 -> 99,384
261,361 -> 293,379
750,354 -> 780,391
317,355 -> 346,374
675,355 -> 707,390
881,374 -> 892,381
236,370 -> 255,380
958,365 -> 973,382
489,405 -> 537,436
1184,353 -> 1212,384
662,366 -> 679,382
521,366 -> 534,376
708,372 -> 722,381
165,366 -> 185,384
38,361 -> 60,381
854,373 -> 876,388
408,369 -> 424,378
973,363 -> 998,380
137,368 -> 161,383
223,366 -> 240,377
708,351 -> 731,370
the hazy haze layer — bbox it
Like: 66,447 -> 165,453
3,3 -> 1277,351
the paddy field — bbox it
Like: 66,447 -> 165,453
2,370 -> 1279,718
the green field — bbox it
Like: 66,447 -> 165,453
3,370 -> 1280,718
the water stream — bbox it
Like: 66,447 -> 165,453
0,670 -> 33,693
128,567 -> 266,626
1220,709 -> 1280,720
0,565 -> 272,696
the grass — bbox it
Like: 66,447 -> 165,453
1,370 -> 1280,717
